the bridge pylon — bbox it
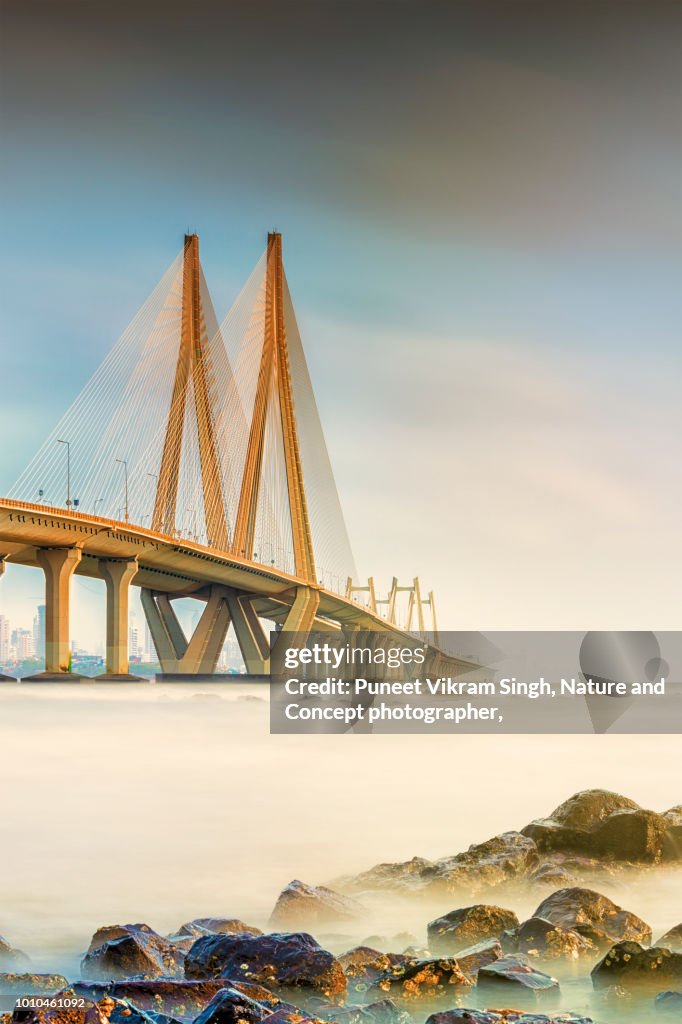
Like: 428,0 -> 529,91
152,234 -> 229,550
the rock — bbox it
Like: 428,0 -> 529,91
192,987 -> 272,1024
662,807 -> 682,861
656,991 -> 682,1014
81,925 -> 184,981
369,957 -> 471,1003
426,1013 -> 593,1024
522,790 -> 670,862
529,863 -> 577,889
657,925 -> 682,953
451,939 -> 502,980
592,941 -> 682,991
340,833 -> 537,898
313,999 -> 411,1024
427,905 -> 519,953
422,833 -> 539,896
0,937 -> 30,970
173,919 -> 262,940
532,887 -> 652,948
73,980 -> 231,1017
259,1011 -> 319,1024
477,955 -> 560,1003
0,974 -> 68,995
87,925 -> 159,954
337,948 -> 411,989
270,882 -> 366,930
509,917 -> 596,961
184,932 -> 347,1000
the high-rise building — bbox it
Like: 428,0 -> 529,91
0,615 -> 9,662
33,604 -> 46,660
13,629 -> 34,661
129,624 -> 140,660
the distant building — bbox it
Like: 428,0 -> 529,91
13,628 -> 34,660
33,604 -> 46,660
129,624 -> 140,660
0,615 -> 9,662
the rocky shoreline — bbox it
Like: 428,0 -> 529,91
2,791 -> 682,1024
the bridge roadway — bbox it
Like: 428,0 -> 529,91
0,498 -> 476,680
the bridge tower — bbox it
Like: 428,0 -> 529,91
152,234 -> 229,551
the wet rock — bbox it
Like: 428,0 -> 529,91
450,939 -> 502,980
662,807 -> 682,861
369,957 -> 471,1003
81,926 -> 184,981
0,937 -> 30,970
0,974 -> 68,995
173,920 -> 262,940
657,925 -> 682,953
532,887 -> 652,948
509,917 -> 596,961
522,790 -> 670,862
422,833 -> 539,896
528,863 -> 577,889
259,1011 -> 320,1024
87,925 -> 159,955
270,882 -> 366,930
592,941 -> 682,991
339,858 -> 435,895
477,955 -> 560,1003
192,987 -> 272,1024
656,990 -> 682,1014
312,999 -> 411,1024
184,932 -> 347,1000
73,979 -> 230,1017
428,906 -> 519,953
337,948 -> 411,990
426,1013 -> 593,1024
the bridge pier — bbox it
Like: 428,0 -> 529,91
227,585 -> 320,675
0,555 -> 17,682
96,558 -> 143,681
23,546 -> 84,681
141,585 -> 232,675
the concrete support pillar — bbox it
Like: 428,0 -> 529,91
225,591 -> 271,675
0,556 -> 17,683
23,547 -> 82,679
141,586 -> 231,676
97,558 -> 141,680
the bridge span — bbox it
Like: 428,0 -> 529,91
2,233 -> 471,681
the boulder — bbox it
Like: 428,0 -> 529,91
422,833 -> 539,896
173,919 -> 262,939
0,936 -> 31,969
369,956 -> 471,1002
451,939 -> 502,980
656,991 -> 682,1014
337,948 -> 411,989
81,925 -> 184,981
662,807 -> 682,861
73,980 -> 231,1017
477,955 -> 560,1002
592,941 -> 682,990
340,833 -> 537,898
427,905 -> 519,953
87,924 -> 159,954
509,917 -> 596,961
532,887 -> 652,948
313,999 -> 412,1024
0,974 -> 68,995
522,790 -> 670,862
184,932 -> 347,1000
192,987 -> 272,1024
657,925 -> 682,953
270,881 -> 366,929
426,1013 -> 593,1024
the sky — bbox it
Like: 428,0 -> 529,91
1,0 -> 681,641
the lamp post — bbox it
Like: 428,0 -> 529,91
56,439 -> 71,509
94,497 -> 104,515
116,459 -> 129,523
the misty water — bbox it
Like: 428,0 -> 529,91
1,682 -> 681,1022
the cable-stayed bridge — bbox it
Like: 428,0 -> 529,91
0,234 -> 463,681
